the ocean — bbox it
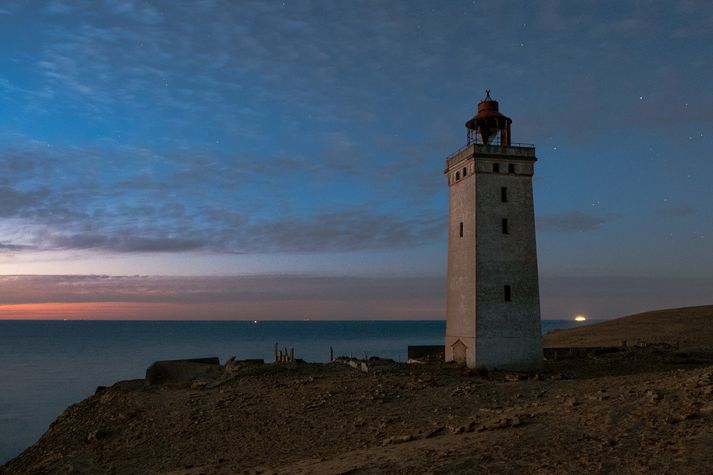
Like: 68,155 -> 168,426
0,319 -> 588,464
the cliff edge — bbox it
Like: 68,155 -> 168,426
3,305 -> 713,474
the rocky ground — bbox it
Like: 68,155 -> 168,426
4,305 -> 713,474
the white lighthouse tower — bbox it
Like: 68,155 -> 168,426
444,91 -> 542,371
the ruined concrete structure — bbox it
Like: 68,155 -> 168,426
444,92 -> 542,370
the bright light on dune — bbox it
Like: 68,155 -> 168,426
574,315 -> 587,322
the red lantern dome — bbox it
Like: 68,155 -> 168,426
465,90 -> 512,146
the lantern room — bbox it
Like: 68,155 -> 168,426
465,90 -> 512,146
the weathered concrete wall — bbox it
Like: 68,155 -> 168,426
445,144 -> 542,371
444,148 -> 477,367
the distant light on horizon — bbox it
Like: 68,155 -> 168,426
574,315 -> 587,322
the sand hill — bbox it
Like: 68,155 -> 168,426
544,305 -> 713,350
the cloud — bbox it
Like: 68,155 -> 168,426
0,104 -> 453,256
0,274 -> 444,305
540,274 -> 713,320
0,186 -> 49,217
0,138 -> 446,255
0,125 -> 453,255
1,0 -> 711,272
0,274 -> 446,320
239,209 -> 446,253
657,206 -> 696,217
3,273 -> 712,322
538,211 -> 614,232
26,0 -> 436,132
0,242 -> 30,251
43,234 -> 206,253
22,207 -> 445,254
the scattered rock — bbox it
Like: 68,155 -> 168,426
447,421 -> 471,434
683,411 -> 701,421
479,417 -> 515,431
425,425 -> 446,438
587,389 -> 610,401
382,434 -> 416,446
646,389 -> 663,403
86,428 -> 110,443
450,384 -> 474,397
191,380 -> 208,390
353,416 -> 367,428
224,356 -> 239,373
206,374 -> 239,389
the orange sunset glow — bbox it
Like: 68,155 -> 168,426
0,302 -> 185,320
0,299 -> 442,321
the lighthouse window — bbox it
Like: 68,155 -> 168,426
462,167 -> 467,177
456,171 -> 460,180
504,285 -> 512,302
508,164 -> 515,174
501,187 -> 507,202
493,163 -> 500,173
459,222 -> 463,237
502,218 -> 509,234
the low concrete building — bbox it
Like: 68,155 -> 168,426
444,92 -> 542,371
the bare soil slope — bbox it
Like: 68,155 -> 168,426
4,305 -> 713,474
544,305 -> 713,350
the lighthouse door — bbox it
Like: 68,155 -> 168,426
452,339 -> 467,365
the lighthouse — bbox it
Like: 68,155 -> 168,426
444,91 -> 542,370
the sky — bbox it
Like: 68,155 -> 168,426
0,0 -> 712,320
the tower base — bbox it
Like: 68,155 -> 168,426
445,334 -> 542,371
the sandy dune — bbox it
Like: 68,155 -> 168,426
544,305 -> 713,350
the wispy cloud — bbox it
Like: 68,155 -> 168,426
0,242 -> 29,251
0,186 -> 49,217
2,273 -> 711,322
0,274 -> 443,304
26,0 -> 447,134
0,136 -> 446,254
0,274 -> 445,320
0,0 -> 711,284
12,207 -> 445,254
657,206 -> 696,217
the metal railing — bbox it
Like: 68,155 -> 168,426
445,139 -> 535,163
467,133 -> 535,147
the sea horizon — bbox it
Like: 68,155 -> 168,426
0,318 -> 597,322
0,319 -> 594,464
